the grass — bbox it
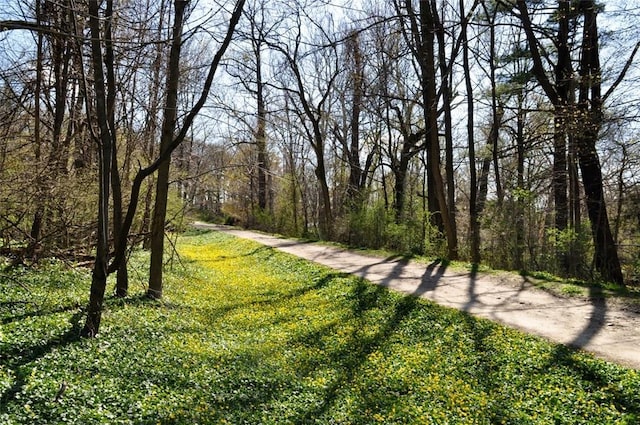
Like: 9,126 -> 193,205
520,270 -> 640,307
0,230 -> 639,424
216,223 -> 639,304
335,239 -> 640,309
289,227 -> 640,306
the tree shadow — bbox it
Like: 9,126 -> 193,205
183,245 -> 274,265
142,274 -> 394,424
458,311 -> 514,421
569,285 -> 607,349
456,289 -> 636,422
413,260 -> 447,297
289,280 -> 421,423
498,274 -> 609,350
1,302 -> 82,325
379,255 -> 411,287
464,266 -> 534,317
349,255 -> 446,298
546,342 -> 640,414
0,310 -> 84,406
462,263 -> 480,312
199,272 -> 350,327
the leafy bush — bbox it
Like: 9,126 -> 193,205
1,233 -> 639,424
342,202 -> 388,249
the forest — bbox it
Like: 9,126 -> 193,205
1,0 -> 640,336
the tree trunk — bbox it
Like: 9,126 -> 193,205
82,0 -> 114,337
148,0 -> 187,299
575,0 -> 623,285
577,138 -> 623,284
346,31 -> 364,207
112,147 -> 128,297
392,151 -> 411,223
553,0 -> 571,234
486,9 -> 503,207
515,92 -> 526,270
100,0 -> 129,297
461,0 -> 478,264
553,111 -> 569,229
433,0 -> 458,253
139,0 -> 167,250
420,0 -> 456,258
552,0 -> 573,274
28,0 -> 44,259
313,139 -> 333,240
401,0 -> 456,258
255,37 -> 268,212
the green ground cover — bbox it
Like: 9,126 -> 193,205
1,229 -> 639,424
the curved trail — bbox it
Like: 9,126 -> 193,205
194,222 -> 640,370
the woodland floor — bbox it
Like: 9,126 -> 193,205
194,222 -> 640,370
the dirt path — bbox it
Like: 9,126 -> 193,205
194,222 -> 640,370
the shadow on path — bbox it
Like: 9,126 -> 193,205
569,285 -> 607,349
199,223 -> 639,370
380,256 -> 410,287
414,260 -> 447,297
463,264 -> 480,312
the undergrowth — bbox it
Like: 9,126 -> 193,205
1,231 -> 639,424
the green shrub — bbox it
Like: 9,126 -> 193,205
343,202 -> 388,249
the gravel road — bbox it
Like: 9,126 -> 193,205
194,222 -> 640,370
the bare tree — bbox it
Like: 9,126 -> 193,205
84,0 -> 245,329
461,0 -> 478,263
269,8 -> 341,239
226,0 -> 281,223
515,0 -> 637,284
82,0 -> 116,336
147,0 -> 189,299
395,0 -> 457,259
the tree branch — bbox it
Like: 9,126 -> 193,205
108,0 -> 246,274
603,41 -> 640,102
